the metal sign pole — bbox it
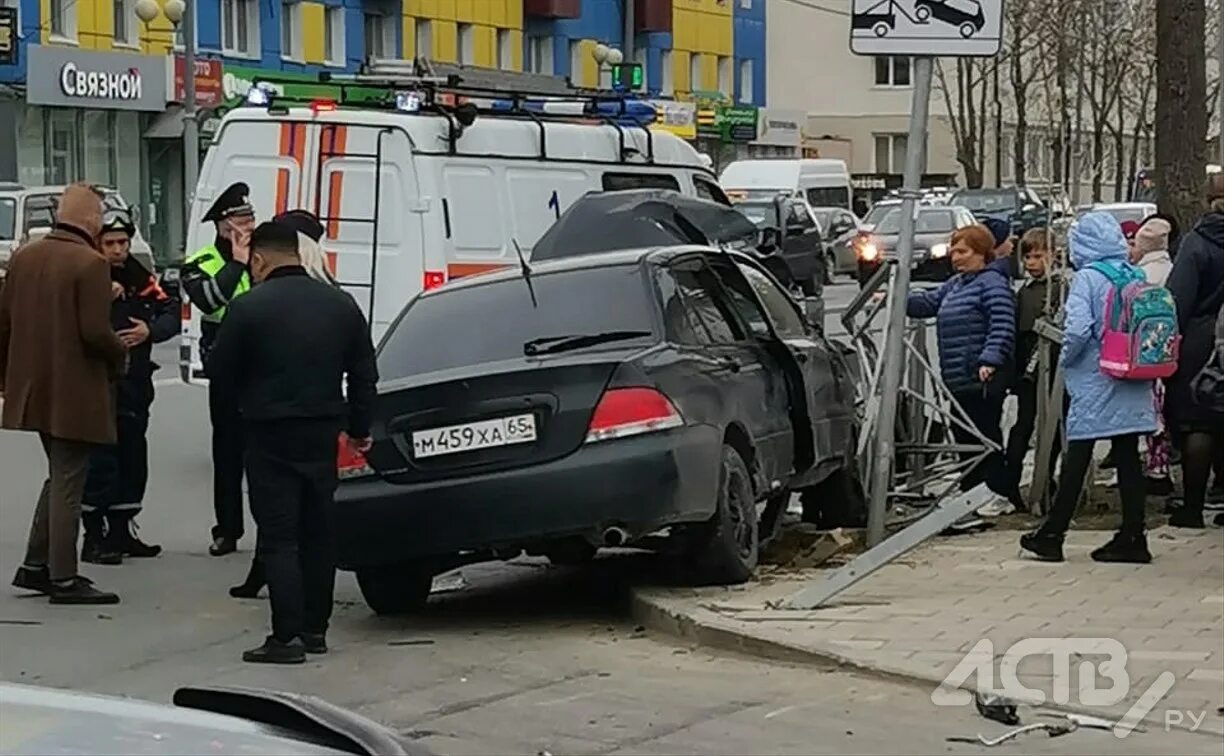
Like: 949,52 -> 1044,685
866,56 -> 934,547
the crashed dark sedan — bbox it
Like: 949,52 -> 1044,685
856,205 -> 978,285
333,247 -> 863,615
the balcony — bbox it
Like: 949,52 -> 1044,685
635,0 -> 671,32
524,0 -> 581,18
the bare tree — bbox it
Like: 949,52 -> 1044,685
1156,0 -> 1209,229
1005,0 -> 1049,184
936,58 -> 996,188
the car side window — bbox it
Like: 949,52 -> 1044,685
791,203 -> 816,230
734,262 -> 808,339
694,175 -> 732,206
667,259 -> 743,345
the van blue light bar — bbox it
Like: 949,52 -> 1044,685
486,98 -> 657,128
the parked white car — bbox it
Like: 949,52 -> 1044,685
0,185 -> 155,273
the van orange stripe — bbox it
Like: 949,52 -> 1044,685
325,126 -> 348,240
274,123 -> 292,214
325,251 -> 337,276
447,262 -> 510,279
291,123 -> 308,208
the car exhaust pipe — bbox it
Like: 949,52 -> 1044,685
602,526 -> 629,547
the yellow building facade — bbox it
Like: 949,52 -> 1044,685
402,0 -> 523,71
671,0 -> 732,98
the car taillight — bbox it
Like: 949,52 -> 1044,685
586,387 -> 683,444
423,270 -> 446,291
337,433 -> 374,479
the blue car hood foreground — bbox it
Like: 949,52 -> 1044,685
0,683 -> 430,756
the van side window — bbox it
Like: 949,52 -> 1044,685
602,172 -> 680,192
694,176 -> 731,206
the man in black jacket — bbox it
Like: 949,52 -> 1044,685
82,207 -> 178,564
206,222 -> 377,664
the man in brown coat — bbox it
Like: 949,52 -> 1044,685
0,184 -> 128,604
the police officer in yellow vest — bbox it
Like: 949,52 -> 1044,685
181,182 -> 256,556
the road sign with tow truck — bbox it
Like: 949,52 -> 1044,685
850,0 -> 1003,57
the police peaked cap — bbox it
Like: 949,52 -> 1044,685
273,209 -> 325,242
203,182 -> 255,222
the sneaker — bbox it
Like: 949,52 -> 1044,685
976,499 -> 1017,517
1145,476 -> 1174,496
1168,508 -> 1205,529
11,565 -> 52,595
1091,533 -> 1152,564
1019,531 -> 1065,562
209,536 -> 238,557
301,633 -> 328,654
48,576 -> 120,605
242,636 -> 306,665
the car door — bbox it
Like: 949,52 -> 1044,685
831,211 -> 860,273
782,200 -> 823,291
665,255 -> 795,491
713,255 -> 857,483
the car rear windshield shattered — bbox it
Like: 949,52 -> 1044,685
378,265 -> 657,377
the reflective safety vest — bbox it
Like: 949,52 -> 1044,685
186,243 -> 250,324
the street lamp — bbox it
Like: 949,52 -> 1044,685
592,44 -> 624,90
134,0 -> 197,247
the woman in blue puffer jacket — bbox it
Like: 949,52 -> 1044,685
907,224 -> 1019,509
1020,211 -> 1157,565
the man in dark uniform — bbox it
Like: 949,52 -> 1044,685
81,206 -> 178,564
206,222 -> 377,664
180,183 -> 256,556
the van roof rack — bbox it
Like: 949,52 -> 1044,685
245,60 -> 660,164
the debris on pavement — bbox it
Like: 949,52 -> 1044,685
0,619 -> 42,626
974,691 -> 1020,726
947,722 -> 1075,747
388,639 -> 436,647
761,525 -> 860,569
430,572 -> 468,595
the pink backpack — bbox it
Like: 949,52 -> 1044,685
1089,262 -> 1180,380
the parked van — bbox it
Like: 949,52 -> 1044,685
720,159 -> 853,211
181,86 -> 726,384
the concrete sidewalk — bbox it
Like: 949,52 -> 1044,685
633,526 -> 1224,736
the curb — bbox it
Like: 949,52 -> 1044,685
629,588 -> 1224,739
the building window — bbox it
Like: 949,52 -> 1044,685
661,50 -> 674,95
324,5 -> 345,65
874,56 -> 911,87
458,23 -> 475,65
527,34 -> 552,74
49,0 -> 75,39
739,59 -> 754,103
874,134 -> 909,173
690,53 -> 702,92
280,2 -> 302,61
415,19 -> 433,59
717,56 -> 732,98
364,10 -> 394,59
112,0 -> 133,45
493,29 -> 512,69
222,0 -> 258,56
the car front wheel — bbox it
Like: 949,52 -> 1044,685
690,445 -> 759,585
355,562 -> 435,616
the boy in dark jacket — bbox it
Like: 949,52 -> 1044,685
1003,228 -> 1066,504
81,208 -> 179,564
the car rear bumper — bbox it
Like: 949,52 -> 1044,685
332,424 -> 723,568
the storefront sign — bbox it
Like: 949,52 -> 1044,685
27,46 -> 167,111
648,100 -> 696,140
754,108 -> 804,148
221,65 -> 388,107
719,106 -> 759,143
174,56 -> 224,108
0,8 -> 17,66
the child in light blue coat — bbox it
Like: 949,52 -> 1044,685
1020,212 -> 1157,564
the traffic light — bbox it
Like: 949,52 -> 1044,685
611,62 -> 644,90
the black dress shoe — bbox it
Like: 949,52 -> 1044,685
114,520 -> 162,558
1091,532 -> 1152,564
48,576 -> 120,605
209,536 -> 238,556
301,633 -> 328,654
12,565 -> 52,595
1019,531 -> 1065,562
242,636 -> 306,665
1168,508 -> 1205,529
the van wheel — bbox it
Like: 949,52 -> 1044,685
690,445 -> 758,585
355,562 -> 435,616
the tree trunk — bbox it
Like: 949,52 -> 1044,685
1113,96 -> 1127,201
1156,0 -> 1208,230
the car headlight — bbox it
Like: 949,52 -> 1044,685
859,242 -> 880,262
930,243 -> 949,258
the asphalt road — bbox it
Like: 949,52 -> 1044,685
2,283 -> 1219,755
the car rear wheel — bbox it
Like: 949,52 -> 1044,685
690,445 -> 759,585
355,562 -> 435,616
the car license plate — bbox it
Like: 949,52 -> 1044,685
411,413 -> 537,459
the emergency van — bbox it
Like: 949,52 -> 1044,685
180,76 -> 726,384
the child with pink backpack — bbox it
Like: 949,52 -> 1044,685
1020,212 -> 1165,565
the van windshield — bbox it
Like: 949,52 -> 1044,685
0,199 -> 15,240
805,186 -> 850,208
378,265 -> 657,378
